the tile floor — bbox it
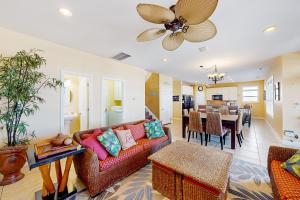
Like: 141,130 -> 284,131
0,119 -> 283,200
167,118 -> 282,167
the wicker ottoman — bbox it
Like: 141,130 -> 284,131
149,141 -> 233,200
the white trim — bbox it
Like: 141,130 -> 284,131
60,70 -> 94,133
101,77 -> 125,126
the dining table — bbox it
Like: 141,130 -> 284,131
182,113 -> 239,149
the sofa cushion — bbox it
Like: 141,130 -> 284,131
144,120 -> 165,139
271,160 -> 300,199
137,136 -> 168,150
125,122 -> 146,140
99,145 -> 144,171
115,129 -> 137,150
80,130 -> 108,161
80,129 -> 102,140
281,150 -> 300,178
98,129 -> 121,157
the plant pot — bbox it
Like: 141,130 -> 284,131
0,145 -> 27,186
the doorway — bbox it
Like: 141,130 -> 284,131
102,79 -> 124,126
61,73 -> 91,134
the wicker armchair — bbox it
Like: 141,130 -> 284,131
73,120 -> 172,197
267,146 -> 299,200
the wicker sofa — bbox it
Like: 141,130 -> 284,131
73,120 -> 172,197
267,146 -> 300,200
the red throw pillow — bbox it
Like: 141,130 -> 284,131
80,130 -> 108,161
125,122 -> 146,140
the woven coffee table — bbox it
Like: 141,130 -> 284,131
148,141 -> 233,200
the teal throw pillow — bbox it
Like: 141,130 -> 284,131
281,150 -> 300,179
97,129 -> 121,157
144,120 -> 165,139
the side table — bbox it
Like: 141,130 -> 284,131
26,147 -> 85,200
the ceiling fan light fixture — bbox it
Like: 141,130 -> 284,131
263,26 -> 277,33
59,8 -> 72,17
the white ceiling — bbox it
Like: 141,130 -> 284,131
0,0 -> 300,83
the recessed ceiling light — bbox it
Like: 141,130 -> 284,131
263,26 -> 277,33
59,8 -> 72,17
162,58 -> 168,62
198,47 -> 207,52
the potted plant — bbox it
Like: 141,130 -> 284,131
0,50 -> 62,185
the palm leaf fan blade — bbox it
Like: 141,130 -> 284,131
175,0 -> 218,25
162,32 -> 184,51
137,4 -> 175,24
137,28 -> 166,42
184,20 -> 217,42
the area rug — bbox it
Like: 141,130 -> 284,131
76,159 -> 273,200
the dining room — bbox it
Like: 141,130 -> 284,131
168,80 -> 281,167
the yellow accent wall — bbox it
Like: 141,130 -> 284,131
203,80 -> 265,118
145,73 -> 160,118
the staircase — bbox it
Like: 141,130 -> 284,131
145,106 -> 158,120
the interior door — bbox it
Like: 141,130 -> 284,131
79,78 -> 89,130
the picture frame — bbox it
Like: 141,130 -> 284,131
274,82 -> 280,101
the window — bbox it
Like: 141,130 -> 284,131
242,86 -> 259,102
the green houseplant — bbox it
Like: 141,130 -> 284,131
0,50 -> 62,185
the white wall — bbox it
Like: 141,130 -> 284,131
159,74 -> 173,124
0,27 -> 146,141
282,52 -> 300,133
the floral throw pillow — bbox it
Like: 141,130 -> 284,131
281,150 -> 300,178
115,129 -> 136,150
144,120 -> 165,139
97,129 -> 121,157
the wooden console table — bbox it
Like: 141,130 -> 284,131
26,147 -> 85,200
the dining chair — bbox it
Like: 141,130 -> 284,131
183,109 -> 189,116
198,105 -> 206,113
236,110 -> 244,147
228,105 -> 238,115
205,112 -> 230,150
189,108 -> 195,112
187,111 -> 204,144
206,106 -> 213,113
219,106 -> 229,115
243,104 -> 252,127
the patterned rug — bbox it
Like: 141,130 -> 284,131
76,159 -> 273,200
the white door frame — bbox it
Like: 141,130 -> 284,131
101,77 -> 125,126
60,70 -> 93,133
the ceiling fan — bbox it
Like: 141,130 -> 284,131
136,0 -> 218,51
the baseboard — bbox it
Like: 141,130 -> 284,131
264,119 -> 282,140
